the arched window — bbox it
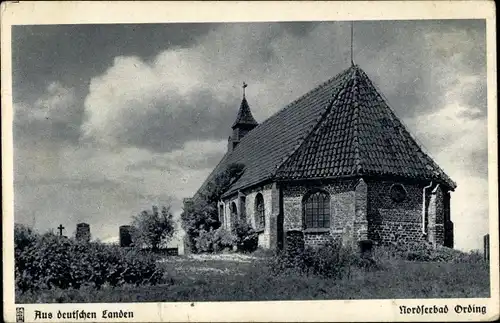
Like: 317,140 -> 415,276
303,190 -> 330,229
231,202 -> 238,221
255,193 -> 265,229
219,204 -> 224,225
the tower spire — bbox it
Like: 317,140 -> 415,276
229,82 -> 258,152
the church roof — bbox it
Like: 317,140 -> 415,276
232,96 -> 258,128
197,65 -> 456,199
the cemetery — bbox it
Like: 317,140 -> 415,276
15,217 -> 489,303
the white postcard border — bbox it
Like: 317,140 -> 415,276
2,1 -> 498,322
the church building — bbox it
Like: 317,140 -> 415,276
189,65 -> 456,250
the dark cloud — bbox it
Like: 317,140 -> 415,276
83,86 -> 238,152
12,23 -> 219,104
13,83 -> 84,146
132,91 -> 236,152
353,19 -> 486,119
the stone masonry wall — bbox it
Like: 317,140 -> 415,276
282,180 -> 357,248
428,184 -> 445,247
367,180 -> 427,244
221,179 -> 451,250
222,183 -> 274,249
242,184 -> 273,249
223,196 -> 240,232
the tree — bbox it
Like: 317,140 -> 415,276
131,205 -> 175,251
181,163 -> 245,253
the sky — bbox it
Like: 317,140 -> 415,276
11,20 -> 488,250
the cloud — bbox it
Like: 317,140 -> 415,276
81,21 -> 487,154
80,22 -> 351,152
82,54 -> 237,152
14,82 -> 83,146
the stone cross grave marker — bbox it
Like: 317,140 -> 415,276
57,224 -> 65,236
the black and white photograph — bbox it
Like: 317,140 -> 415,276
2,1 -> 498,322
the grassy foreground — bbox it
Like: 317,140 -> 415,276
17,253 -> 490,303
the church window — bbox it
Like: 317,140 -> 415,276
219,204 -> 225,226
390,184 -> 407,203
303,190 -> 330,229
239,196 -> 247,222
231,202 -> 238,220
255,193 -> 265,229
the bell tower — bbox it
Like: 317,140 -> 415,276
228,82 -> 258,152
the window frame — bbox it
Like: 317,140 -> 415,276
254,193 -> 265,230
230,202 -> 238,221
302,189 -> 331,230
219,204 -> 225,225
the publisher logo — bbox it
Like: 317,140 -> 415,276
16,307 -> 25,322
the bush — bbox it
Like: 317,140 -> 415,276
194,227 -> 237,253
268,240 -> 367,279
373,241 -> 487,264
194,221 -> 258,254
15,226 -> 163,293
234,221 -> 258,253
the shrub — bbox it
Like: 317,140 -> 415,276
267,240 -> 366,279
15,226 -> 164,293
194,227 -> 237,253
214,228 -> 238,252
373,241 -> 487,264
14,224 -> 39,250
234,221 -> 258,253
131,205 -> 175,251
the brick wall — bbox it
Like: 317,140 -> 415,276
282,180 -> 357,248
367,180 -> 426,244
221,178 -> 452,250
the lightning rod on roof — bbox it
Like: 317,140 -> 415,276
350,21 -> 354,66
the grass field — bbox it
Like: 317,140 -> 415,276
17,253 -> 490,303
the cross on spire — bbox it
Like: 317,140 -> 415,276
242,82 -> 248,98
57,224 -> 65,236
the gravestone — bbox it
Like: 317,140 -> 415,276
76,223 -> 90,242
119,225 -> 132,247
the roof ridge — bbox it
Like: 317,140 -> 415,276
357,68 -> 457,188
352,68 -> 362,174
193,152 -> 229,199
275,67 -> 358,177
253,65 -> 355,132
